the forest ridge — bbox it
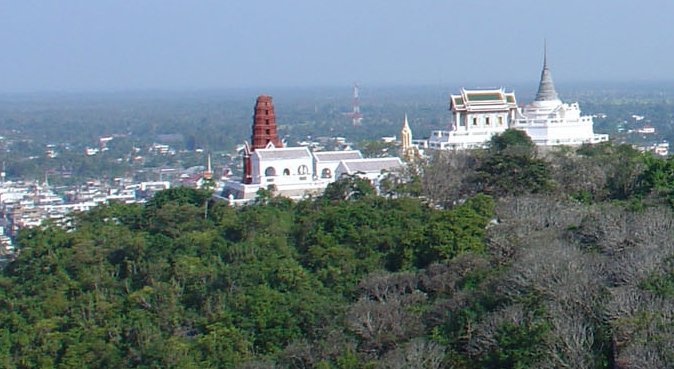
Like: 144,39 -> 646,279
2,131 -> 674,368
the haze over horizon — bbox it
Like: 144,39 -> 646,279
1,0 -> 673,93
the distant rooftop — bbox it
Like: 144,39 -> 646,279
254,147 -> 311,160
339,157 -> 403,174
313,150 -> 363,162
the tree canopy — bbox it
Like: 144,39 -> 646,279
0,187 -> 495,368
5,136 -> 674,368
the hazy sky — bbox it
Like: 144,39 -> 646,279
1,1 -> 673,92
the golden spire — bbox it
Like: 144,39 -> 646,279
400,113 -> 415,160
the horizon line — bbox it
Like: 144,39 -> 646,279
1,79 -> 674,96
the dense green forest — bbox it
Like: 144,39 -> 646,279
4,131 -> 674,368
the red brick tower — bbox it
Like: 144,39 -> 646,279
243,95 -> 283,184
252,95 -> 283,150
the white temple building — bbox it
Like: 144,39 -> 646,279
335,157 -> 405,183
428,50 -> 608,150
223,147 -> 404,201
222,95 -> 405,202
313,150 -> 364,181
225,146 -> 331,200
428,88 -> 518,150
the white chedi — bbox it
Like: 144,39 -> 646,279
513,50 -> 608,146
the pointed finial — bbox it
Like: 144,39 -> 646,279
543,39 -> 548,69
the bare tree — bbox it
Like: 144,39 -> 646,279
418,254 -> 490,295
485,203 -> 610,368
606,286 -> 674,367
499,234 -> 605,317
493,195 -> 586,237
377,338 -> 446,369
547,149 -> 608,200
421,151 -> 480,207
480,191 -> 674,368
278,340 -> 314,369
347,272 -> 426,356
545,304 -> 596,369
616,343 -> 667,369
464,304 -> 527,358
357,271 -> 418,303
236,361 -> 278,369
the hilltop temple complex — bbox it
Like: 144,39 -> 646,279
223,95 -> 403,201
221,49 -> 610,201
428,51 -> 608,150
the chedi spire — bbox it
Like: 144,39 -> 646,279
534,43 -> 560,102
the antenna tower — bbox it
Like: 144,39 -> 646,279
351,83 -> 363,126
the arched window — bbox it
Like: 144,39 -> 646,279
265,167 -> 276,177
283,168 -> 290,176
321,168 -> 332,178
298,165 -> 309,175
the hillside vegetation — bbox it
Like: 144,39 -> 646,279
3,131 -> 674,368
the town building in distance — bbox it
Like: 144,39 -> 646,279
222,95 -> 404,202
428,50 -> 608,150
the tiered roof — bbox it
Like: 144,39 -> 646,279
450,88 -> 517,112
